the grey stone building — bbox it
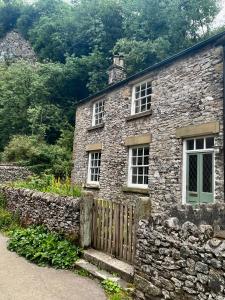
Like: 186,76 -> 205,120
72,32 -> 225,213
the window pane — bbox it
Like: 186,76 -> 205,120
203,153 -> 213,193
196,138 -> 204,150
187,140 -> 194,150
138,176 -> 143,184
144,176 -> 148,185
206,137 -> 214,149
138,148 -> 143,156
188,155 -> 198,192
132,176 -> 137,184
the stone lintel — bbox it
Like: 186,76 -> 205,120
122,186 -> 149,195
85,143 -> 102,152
125,134 -> 152,146
176,121 -> 220,138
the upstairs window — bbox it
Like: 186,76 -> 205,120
128,145 -> 149,188
88,151 -> 101,184
132,81 -> 152,115
92,99 -> 105,126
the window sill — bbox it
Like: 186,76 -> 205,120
122,186 -> 149,194
87,124 -> 104,131
85,183 -> 100,190
126,110 -> 152,122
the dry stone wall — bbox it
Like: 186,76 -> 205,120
1,187 -> 81,241
0,164 -> 32,183
72,43 -> 224,211
135,205 -> 225,300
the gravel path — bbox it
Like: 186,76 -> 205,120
0,234 -> 106,300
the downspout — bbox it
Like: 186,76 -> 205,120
223,46 -> 225,199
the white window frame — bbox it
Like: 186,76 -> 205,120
182,136 -> 215,204
131,80 -> 152,115
87,151 -> 101,185
92,99 -> 105,126
128,145 -> 149,189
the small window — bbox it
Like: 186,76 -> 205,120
132,81 -> 152,115
88,151 -> 101,184
92,99 -> 105,126
128,145 -> 149,188
186,137 -> 215,151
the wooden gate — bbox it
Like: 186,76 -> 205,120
92,199 -> 136,263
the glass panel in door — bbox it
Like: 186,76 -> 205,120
199,153 -> 213,203
187,154 -> 199,203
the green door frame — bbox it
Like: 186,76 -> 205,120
187,152 -> 214,204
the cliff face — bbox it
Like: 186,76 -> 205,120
0,31 -> 37,63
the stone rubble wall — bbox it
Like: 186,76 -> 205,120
1,187 -> 81,241
0,164 -> 32,183
135,206 -> 225,300
0,31 -> 37,62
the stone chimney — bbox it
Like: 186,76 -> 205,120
108,54 -> 126,85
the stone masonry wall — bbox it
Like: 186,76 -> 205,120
1,187 -> 81,241
0,164 -> 32,183
72,43 -> 224,211
135,206 -> 225,300
0,31 -> 36,62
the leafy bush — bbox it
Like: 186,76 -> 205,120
0,193 -> 21,233
11,175 -> 82,197
2,134 -> 72,178
8,226 -> 81,268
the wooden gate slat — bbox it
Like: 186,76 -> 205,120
127,205 -> 133,263
108,201 -> 113,254
123,205 -> 128,261
119,204 -> 124,258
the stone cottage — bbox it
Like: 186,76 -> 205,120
72,31 -> 225,212
74,32 -> 225,299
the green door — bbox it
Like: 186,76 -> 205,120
187,152 -> 214,204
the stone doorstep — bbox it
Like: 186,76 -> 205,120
83,248 -> 134,283
75,259 -> 133,291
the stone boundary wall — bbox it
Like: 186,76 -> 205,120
135,206 -> 225,300
1,187 -> 81,241
0,164 -> 32,183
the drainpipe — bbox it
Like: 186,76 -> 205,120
223,46 -> 225,198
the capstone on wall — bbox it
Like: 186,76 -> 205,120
1,187 -> 81,241
0,31 -> 36,63
135,205 -> 225,300
72,44 -> 224,212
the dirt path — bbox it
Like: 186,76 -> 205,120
0,234 -> 106,300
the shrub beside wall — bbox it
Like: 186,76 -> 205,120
135,205 -> 225,300
1,186 -> 81,241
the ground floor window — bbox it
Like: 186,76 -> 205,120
184,137 -> 214,204
128,145 -> 149,188
88,151 -> 101,184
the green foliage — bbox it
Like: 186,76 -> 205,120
102,279 -> 122,294
8,226 -> 82,268
0,193 -> 21,233
11,174 -> 82,197
2,134 -> 73,178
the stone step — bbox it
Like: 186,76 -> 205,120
83,248 -> 134,283
75,259 -> 132,290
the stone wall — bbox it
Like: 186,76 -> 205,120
72,42 -> 224,211
0,31 -> 36,62
135,206 -> 225,300
1,187 -> 81,241
0,164 -> 32,183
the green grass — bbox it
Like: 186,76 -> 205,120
10,175 -> 83,197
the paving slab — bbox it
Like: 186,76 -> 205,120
0,234 -> 106,300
